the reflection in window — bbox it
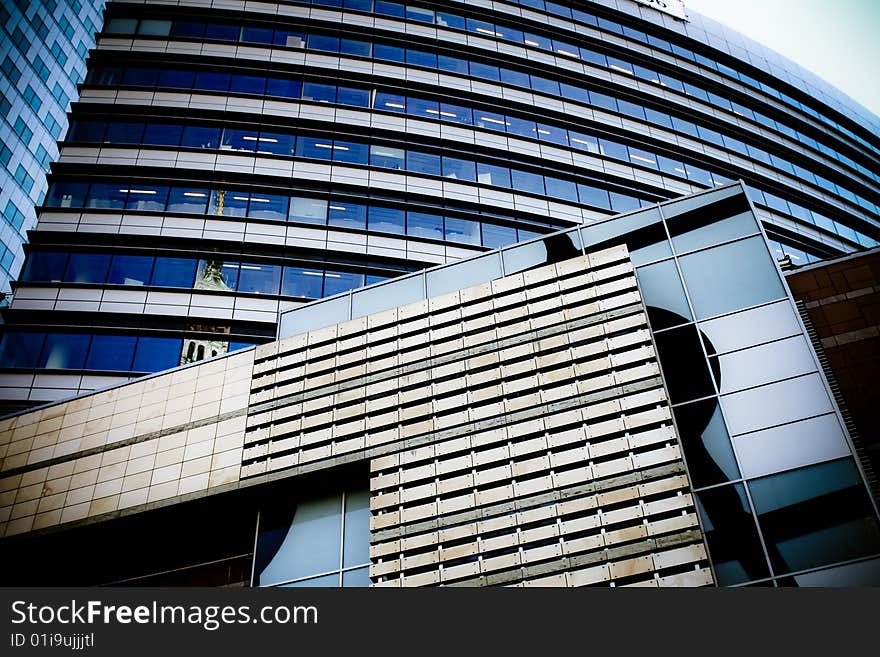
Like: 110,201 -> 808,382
39,333 -> 90,369
255,488 -> 370,587
673,399 -> 740,488
652,325 -> 717,404
635,259 -> 692,330
697,484 -> 770,586
749,459 -> 880,575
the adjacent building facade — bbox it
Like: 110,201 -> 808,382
1,186 -> 879,587
1,0 -> 879,413
0,0 -> 106,295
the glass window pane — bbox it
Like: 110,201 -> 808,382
274,30 -> 306,48
151,257 -> 197,287
256,492 -> 343,586
331,140 -> 369,164
104,121 -> 144,144
107,255 -> 153,286
39,333 -> 90,369
476,162 -> 510,188
343,489 -> 370,568
445,216 -> 480,245
193,71 -> 230,92
123,185 -> 169,212
374,91 -> 406,113
502,230 -> 583,274
281,573 -> 339,587
86,334 -> 136,371
652,325 -> 717,403
138,19 -> 171,36
635,259 -> 692,330
323,271 -> 364,297
340,39 -> 371,57
254,132 -> 295,156
279,295 -> 350,337
368,206 -> 405,234
327,201 -> 364,229
240,26 -> 273,45
46,182 -> 88,208
132,337 -> 183,372
696,484 -> 770,586
282,267 -> 324,298
85,183 -> 127,209
441,156 -> 476,182
481,223 -> 517,249
210,190 -> 248,217
678,236 -> 786,319
712,336 -> 816,395
266,77 -> 302,99
341,567 -> 370,587
301,82 -> 337,103
407,211 -> 443,240
545,177 -> 578,202
307,34 -> 340,52
370,145 -> 405,170
406,151 -> 442,176
143,123 -> 183,146
749,459 -> 880,575
238,263 -> 281,295
21,252 -> 68,282
0,332 -> 44,368
221,128 -> 258,152
337,86 -> 371,107
167,187 -> 209,213
157,69 -> 195,89
511,170 -> 544,195
698,300 -> 802,355
181,126 -> 221,149
204,24 -> 239,41
64,253 -> 111,284
248,194 -> 288,221
291,198 -> 329,225
673,399 -> 740,488
198,260 -> 237,292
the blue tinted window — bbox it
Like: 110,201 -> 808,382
181,126 -> 221,149
442,156 -> 476,182
248,194 -> 289,221
337,86 -> 371,107
86,184 -> 127,209
407,212 -> 443,240
588,91 -> 618,112
274,30 -> 306,48
536,123 -> 567,145
436,12 -> 465,30
255,132 -> 295,157
167,188 -> 209,213
500,68 -> 530,88
205,23 -> 240,41
476,162 -> 510,187
70,120 -> 106,142
600,140 -> 629,161
578,184 -> 611,210
291,198 -> 329,225
332,141 -> 369,164
308,34 -> 340,52
230,74 -> 266,95
324,271 -> 364,296
375,1 -> 405,17
266,77 -> 302,99
157,69 -> 195,89
406,151 -> 441,176
282,267 -> 324,298
222,128 -> 258,152
238,264 -> 281,295
374,91 -> 406,112
370,145 -> 405,169
151,257 -> 197,287
40,333 -> 90,369
445,217 -> 480,245
407,49 -> 437,68
296,137 -> 334,160
506,116 -> 537,138
302,83 -> 337,103
545,177 -> 578,202
143,123 -> 183,146
210,190 -> 249,217
86,334 -> 136,371
368,206 -> 405,234
194,71 -> 230,92
530,76 -> 559,95
170,21 -> 206,38
22,252 -> 68,282
340,39 -> 371,57
408,97 -> 440,119
241,26 -> 273,44
374,43 -> 405,62
133,337 -> 183,372
105,122 -> 145,144
482,223 -> 516,249
123,67 -> 157,86
610,192 -> 640,213
470,62 -> 500,81
438,55 -> 468,74
440,103 -> 472,124
107,255 -> 153,285
124,186 -> 169,212
0,332 -> 44,368
328,201 -> 365,229
511,170 -> 544,195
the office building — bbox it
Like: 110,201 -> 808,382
0,0 -> 106,296
0,0 -> 878,412
1,185 -> 878,587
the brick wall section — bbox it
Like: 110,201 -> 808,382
786,249 -> 880,481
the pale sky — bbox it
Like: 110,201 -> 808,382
684,0 -> 880,119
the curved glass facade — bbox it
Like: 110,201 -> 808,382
2,0 -> 879,407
